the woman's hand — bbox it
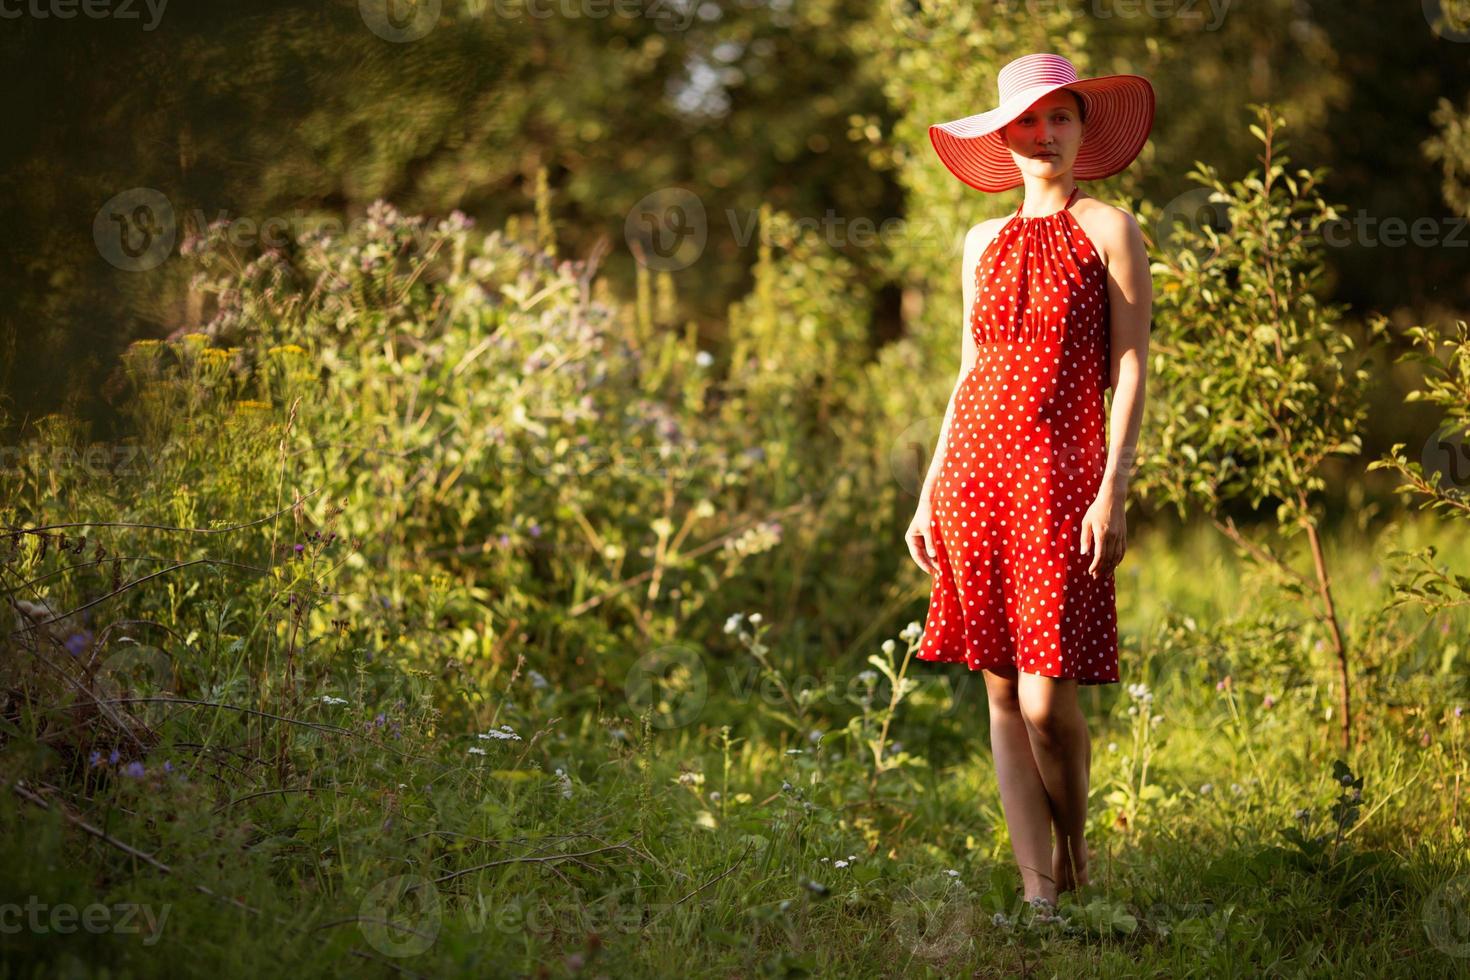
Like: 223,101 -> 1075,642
1079,486 -> 1127,578
906,500 -> 939,576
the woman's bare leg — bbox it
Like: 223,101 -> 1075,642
982,666 -> 1057,902
1016,671 -> 1090,894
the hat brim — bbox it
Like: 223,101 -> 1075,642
929,75 -> 1155,193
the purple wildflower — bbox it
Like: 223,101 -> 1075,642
108,748 -> 120,765
64,630 -> 93,657
529,522 -> 542,537
121,761 -> 145,778
89,750 -> 102,767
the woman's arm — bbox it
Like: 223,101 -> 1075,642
1077,205 -> 1151,576
1099,208 -> 1152,498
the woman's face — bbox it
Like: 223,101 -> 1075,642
1001,90 -> 1085,176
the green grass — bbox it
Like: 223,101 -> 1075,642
4,512 -> 1468,979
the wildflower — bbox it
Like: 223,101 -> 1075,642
900,621 -> 923,643
1294,807 -> 1310,823
993,911 -> 1010,927
164,762 -> 174,773
554,767 -> 573,799
1199,783 -> 1213,795
108,748 -> 120,766
695,350 -> 714,368
478,726 -> 522,741
858,670 -> 878,685
723,613 -> 744,635
468,747 -> 487,756
529,670 -> 549,690
781,780 -> 793,792
528,522 -> 542,538
709,791 -> 721,802
121,761 -> 145,778
1150,714 -> 1163,727
944,869 -> 961,878
88,750 -> 102,768
1456,706 -> 1464,718
610,728 -> 629,741
320,695 -> 348,705
748,612 -> 763,625
1263,695 -> 1276,709
64,630 -> 93,657
1107,742 -> 1118,752
1230,782 -> 1243,795
808,729 -> 823,744
786,748 -> 803,755
834,860 -> 849,869
882,639 -> 896,655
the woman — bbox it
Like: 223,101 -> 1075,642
904,53 -> 1154,919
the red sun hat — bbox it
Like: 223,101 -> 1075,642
930,53 -> 1156,193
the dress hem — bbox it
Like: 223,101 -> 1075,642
914,649 -> 1119,686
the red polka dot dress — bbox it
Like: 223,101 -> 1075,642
915,185 -> 1119,685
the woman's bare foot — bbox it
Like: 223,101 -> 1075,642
1052,836 -> 1089,894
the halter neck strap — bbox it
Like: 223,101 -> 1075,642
1014,185 -> 1079,219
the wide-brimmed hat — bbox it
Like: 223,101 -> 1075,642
929,53 -> 1155,193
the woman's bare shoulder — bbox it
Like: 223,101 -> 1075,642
963,216 -> 1009,260
1073,198 -> 1143,267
